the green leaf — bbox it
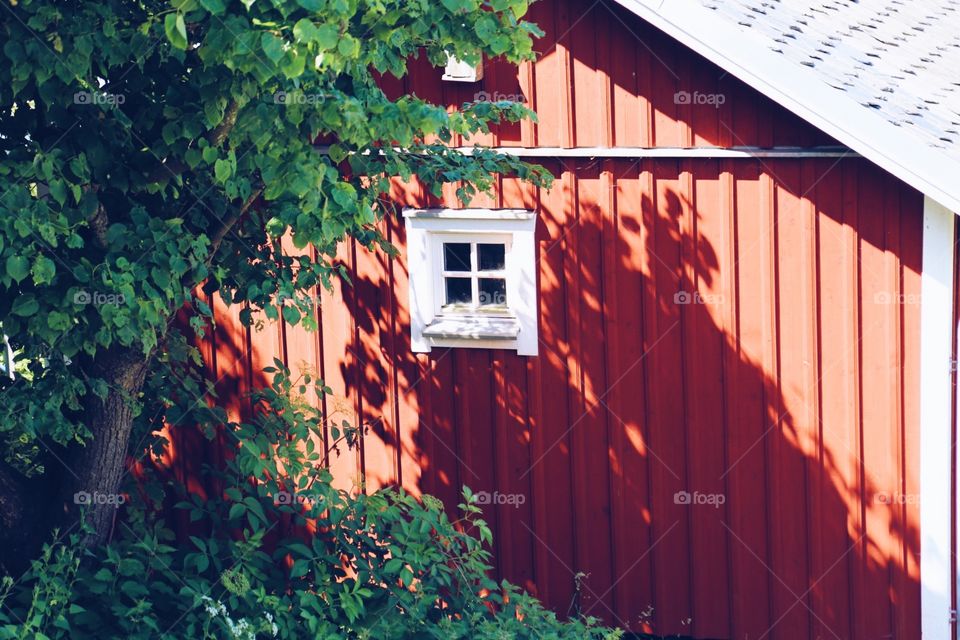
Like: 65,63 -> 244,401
282,50 -> 306,78
49,180 -> 67,206
314,24 -> 339,50
441,0 -> 471,11
31,255 -> 56,285
164,14 -> 188,50
281,304 -> 300,325
202,146 -> 218,164
214,158 -> 232,183
290,559 -> 310,578
12,295 -> 39,317
261,33 -> 285,64
337,34 -> 358,58
47,311 -> 72,332
6,255 -> 30,283
292,18 -> 319,43
228,502 -> 245,520
199,0 -> 226,15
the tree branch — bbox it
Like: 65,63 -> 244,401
145,99 -> 241,185
208,99 -> 240,149
208,186 -> 262,258
87,202 -> 110,249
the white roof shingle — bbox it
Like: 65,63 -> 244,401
700,0 -> 960,158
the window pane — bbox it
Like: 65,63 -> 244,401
478,243 -> 505,271
443,243 -> 471,271
444,277 -> 473,305
478,278 -> 507,307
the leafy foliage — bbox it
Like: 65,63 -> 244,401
0,0 -> 552,470
0,364 -> 619,639
0,1 -> 591,635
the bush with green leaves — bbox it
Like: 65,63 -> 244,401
0,364 -> 621,640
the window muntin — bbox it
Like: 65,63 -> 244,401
436,237 -> 510,314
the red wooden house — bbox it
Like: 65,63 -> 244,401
194,0 -> 960,637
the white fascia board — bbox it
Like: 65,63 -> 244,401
613,0 -> 960,214
919,195 -> 956,639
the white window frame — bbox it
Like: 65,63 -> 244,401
403,208 -> 538,356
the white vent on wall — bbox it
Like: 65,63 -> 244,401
442,53 -> 484,82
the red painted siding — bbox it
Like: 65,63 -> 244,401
177,1 -> 926,637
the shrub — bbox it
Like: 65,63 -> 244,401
0,364 -> 621,640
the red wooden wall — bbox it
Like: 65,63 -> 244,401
174,1 -> 926,637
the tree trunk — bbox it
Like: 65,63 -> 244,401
60,346 -> 150,547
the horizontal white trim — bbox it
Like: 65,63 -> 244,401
450,146 -> 855,159
920,195 -> 956,639
403,208 -> 535,220
612,0 -> 960,214
319,144 -> 854,159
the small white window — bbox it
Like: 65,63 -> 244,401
404,208 -> 538,356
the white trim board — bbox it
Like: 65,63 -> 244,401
920,195 -> 956,639
318,144 -> 854,159
611,0 -> 960,214
449,146 -> 855,159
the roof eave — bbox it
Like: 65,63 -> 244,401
613,0 -> 960,213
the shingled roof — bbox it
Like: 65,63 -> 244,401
615,0 -> 960,212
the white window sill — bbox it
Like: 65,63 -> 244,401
422,316 -> 521,340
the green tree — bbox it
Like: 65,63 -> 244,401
0,0 -> 549,561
